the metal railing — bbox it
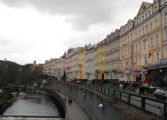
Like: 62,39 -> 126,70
60,80 -> 167,119
93,85 -> 167,119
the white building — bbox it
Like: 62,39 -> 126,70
105,30 -> 120,80
85,45 -> 96,80
54,57 -> 65,80
43,58 -> 58,77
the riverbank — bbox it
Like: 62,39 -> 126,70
0,90 -> 15,115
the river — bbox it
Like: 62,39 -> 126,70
1,93 -> 64,120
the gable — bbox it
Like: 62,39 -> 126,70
137,2 -> 152,16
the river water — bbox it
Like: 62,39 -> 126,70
1,93 -> 63,120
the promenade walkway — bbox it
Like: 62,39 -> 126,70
57,91 -> 90,120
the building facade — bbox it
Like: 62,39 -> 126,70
54,57 -> 65,80
78,47 -> 86,80
95,40 -> 106,80
43,0 -> 167,86
43,58 -> 58,77
65,48 -> 73,80
105,29 -> 120,80
85,45 -> 96,80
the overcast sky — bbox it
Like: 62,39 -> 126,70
0,0 -> 153,65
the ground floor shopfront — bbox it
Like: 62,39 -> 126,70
146,60 -> 167,87
147,67 -> 167,86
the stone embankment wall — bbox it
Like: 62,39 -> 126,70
48,80 -> 160,120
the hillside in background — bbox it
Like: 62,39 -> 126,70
0,60 -> 43,88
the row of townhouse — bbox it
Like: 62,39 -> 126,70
43,0 -> 167,84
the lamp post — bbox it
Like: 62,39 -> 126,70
160,69 -> 163,87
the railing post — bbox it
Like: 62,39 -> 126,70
102,87 -> 104,93
128,94 -> 131,103
120,91 -> 122,99
164,102 -> 167,120
141,97 -> 145,110
101,87 -> 103,93
98,86 -> 100,92
113,89 -> 115,97
106,88 -> 108,94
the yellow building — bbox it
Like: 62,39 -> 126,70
119,1 -> 163,81
95,40 -> 106,80
77,47 -> 86,80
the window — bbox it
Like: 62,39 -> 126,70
135,32 -> 137,38
145,13 -> 147,18
165,30 -> 167,41
155,19 -> 158,27
150,21 -> 152,30
144,56 -> 148,64
165,13 -> 167,23
152,54 -> 154,63
139,42 -> 142,50
146,24 -> 148,32
155,6 -> 157,12
156,33 -> 159,46
156,52 -> 159,62
151,35 -> 154,47
143,39 -> 148,49
142,27 -> 145,35
136,44 -> 138,52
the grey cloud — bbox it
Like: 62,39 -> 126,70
0,0 -> 144,30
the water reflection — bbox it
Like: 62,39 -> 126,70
3,93 -> 60,116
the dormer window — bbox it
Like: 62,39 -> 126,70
155,6 -> 157,11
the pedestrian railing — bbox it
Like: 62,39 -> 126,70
51,80 -> 167,119
94,85 -> 167,119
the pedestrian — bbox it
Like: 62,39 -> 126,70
123,82 -> 127,91
68,99 -> 72,106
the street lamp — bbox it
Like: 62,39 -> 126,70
160,69 -> 163,87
